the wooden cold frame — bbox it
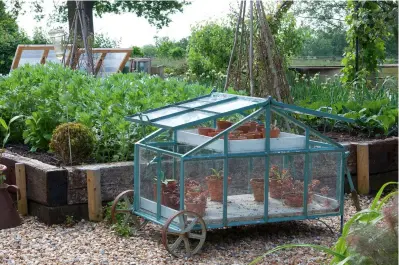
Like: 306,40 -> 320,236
11,45 -> 132,76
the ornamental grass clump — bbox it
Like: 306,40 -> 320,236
49,122 -> 95,165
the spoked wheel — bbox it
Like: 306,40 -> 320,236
110,190 -> 148,234
161,210 -> 207,258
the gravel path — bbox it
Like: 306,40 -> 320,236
0,195 -> 371,265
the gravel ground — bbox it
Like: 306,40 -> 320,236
0,195 -> 372,265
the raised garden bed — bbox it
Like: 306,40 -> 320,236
1,137 -> 397,225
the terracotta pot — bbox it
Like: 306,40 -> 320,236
250,178 -> 264,202
0,164 -> 22,230
283,193 -> 313,208
237,125 -> 250,133
153,183 -> 166,204
205,176 -> 232,202
163,191 -> 180,210
185,202 -> 206,216
270,128 -> 280,138
198,127 -> 215,136
207,131 -> 220,138
245,121 -> 257,132
256,124 -> 264,132
245,133 -> 257,139
269,179 -> 285,199
217,120 -> 233,130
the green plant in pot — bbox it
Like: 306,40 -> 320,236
153,171 -> 179,210
268,165 -> 292,199
205,168 -> 231,202
185,191 -> 208,217
282,179 -> 321,207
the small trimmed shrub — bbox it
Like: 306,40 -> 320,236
49,122 -> 95,165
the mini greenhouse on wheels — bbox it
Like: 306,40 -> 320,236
111,91 -> 355,258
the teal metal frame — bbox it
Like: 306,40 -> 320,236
128,93 -> 355,232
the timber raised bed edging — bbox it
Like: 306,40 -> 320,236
1,137 -> 397,224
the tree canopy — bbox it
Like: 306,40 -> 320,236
7,0 -> 190,35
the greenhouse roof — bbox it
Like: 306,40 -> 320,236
126,92 -> 267,129
126,92 -> 354,129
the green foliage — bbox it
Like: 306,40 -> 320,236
291,73 -> 398,137
0,1 -> 30,75
299,27 -> 346,57
250,182 -> 399,265
341,1 -> 394,85
154,36 -> 186,59
0,63 -> 210,162
141,44 -> 157,58
187,22 -> 234,78
93,33 -> 120,48
49,122 -> 95,165
131,46 -> 144,57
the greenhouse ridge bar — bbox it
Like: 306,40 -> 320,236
114,91 -> 355,257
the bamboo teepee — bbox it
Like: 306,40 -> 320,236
62,1 -> 94,74
224,0 -> 293,103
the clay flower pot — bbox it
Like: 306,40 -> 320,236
250,178 -> 264,202
163,191 -> 180,210
217,120 -> 233,130
269,179 -> 285,199
205,176 -> 232,202
283,193 -> 313,208
245,121 -> 257,132
237,125 -> 250,133
185,202 -> 206,216
153,183 -> 166,204
270,128 -> 280,138
198,127 -> 215,136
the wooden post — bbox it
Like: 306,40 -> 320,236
87,169 -> 102,221
15,163 -> 28,216
357,143 -> 369,194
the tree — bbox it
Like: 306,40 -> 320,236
8,1 -> 189,37
92,33 -> 120,48
142,44 -> 157,58
187,22 -> 234,77
0,0 -> 29,75
131,46 -> 144,57
342,0 -> 398,86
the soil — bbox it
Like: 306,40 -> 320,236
4,131 -> 396,166
5,144 -> 61,166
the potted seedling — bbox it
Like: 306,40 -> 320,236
205,168 -> 231,202
268,165 -> 292,199
282,179 -> 321,207
153,171 -> 179,209
185,179 -> 205,198
185,191 -> 207,217
256,120 -> 280,138
270,120 -> 280,138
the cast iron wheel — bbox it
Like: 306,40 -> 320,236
161,210 -> 206,258
110,190 -> 148,234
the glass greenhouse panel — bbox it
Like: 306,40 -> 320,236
18,50 -> 44,67
308,152 -> 342,215
184,159 -> 224,226
138,148 -> 158,204
227,157 -> 265,224
156,111 -> 214,127
268,154 -> 305,218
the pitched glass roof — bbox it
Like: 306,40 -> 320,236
126,92 -> 267,129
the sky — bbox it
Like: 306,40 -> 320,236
16,0 -> 238,47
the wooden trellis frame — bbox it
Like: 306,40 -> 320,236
11,45 -> 132,76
